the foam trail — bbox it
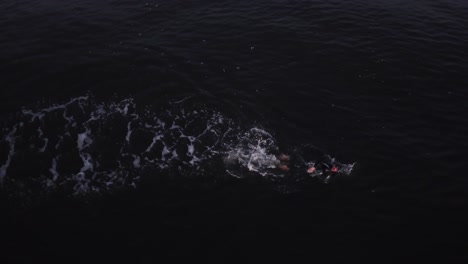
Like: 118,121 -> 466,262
0,96 -> 241,195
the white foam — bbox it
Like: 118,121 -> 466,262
144,123 -> 153,129
43,96 -> 88,113
125,128 -> 133,143
187,143 -> 194,156
72,172 -> 90,194
189,155 -> 200,165
55,136 -> 63,150
22,110 -> 45,121
63,110 -> 75,128
0,126 -> 17,184
170,124 -> 181,130
79,152 -> 94,173
223,128 -> 281,177
125,114 -> 139,143
123,104 -> 129,115
157,119 -> 165,129
77,130 -> 92,150
49,158 -> 59,181
76,128 -> 94,176
133,155 -> 141,168
37,127 -> 44,137
145,134 -> 162,152
171,150 -> 178,160
162,146 -> 170,157
39,138 -> 48,152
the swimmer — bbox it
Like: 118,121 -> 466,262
306,155 -> 339,175
305,155 -> 354,184
275,151 -> 341,177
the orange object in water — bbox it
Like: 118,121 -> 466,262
307,167 -> 316,173
331,166 -> 338,172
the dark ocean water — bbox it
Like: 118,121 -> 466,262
1,0 -> 468,262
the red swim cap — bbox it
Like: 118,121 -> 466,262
331,166 -> 338,172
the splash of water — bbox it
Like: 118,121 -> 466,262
224,128 -> 283,178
